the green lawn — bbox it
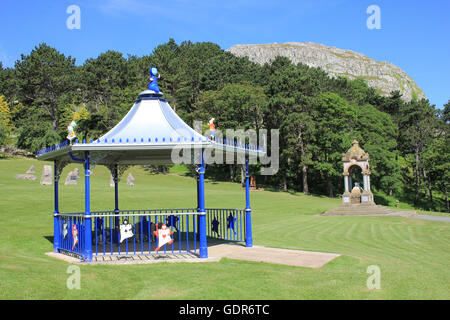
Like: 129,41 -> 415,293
0,157 -> 449,299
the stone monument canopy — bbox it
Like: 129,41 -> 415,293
342,139 -> 369,162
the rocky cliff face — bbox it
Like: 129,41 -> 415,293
227,42 -> 425,101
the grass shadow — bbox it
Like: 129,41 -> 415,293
43,235 -> 54,244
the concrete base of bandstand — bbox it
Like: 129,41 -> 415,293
45,242 -> 340,268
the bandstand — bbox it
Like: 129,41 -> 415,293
37,77 -> 265,262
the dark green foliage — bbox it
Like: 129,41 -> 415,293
14,43 -> 77,132
442,100 -> 450,124
16,114 -> 61,152
354,104 -> 400,194
0,118 -> 8,146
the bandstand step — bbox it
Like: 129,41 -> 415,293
90,252 -> 200,264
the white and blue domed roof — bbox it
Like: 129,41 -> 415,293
37,90 -> 265,165
97,90 -> 206,146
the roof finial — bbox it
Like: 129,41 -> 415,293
148,65 -> 161,93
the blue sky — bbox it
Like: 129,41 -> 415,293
0,0 -> 448,108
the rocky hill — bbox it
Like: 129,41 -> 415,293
227,42 -> 425,101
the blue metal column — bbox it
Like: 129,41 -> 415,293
53,161 -> 60,252
83,152 -> 92,262
114,164 -> 120,243
198,151 -> 207,258
196,174 -> 200,241
114,165 -> 119,211
245,157 -> 253,247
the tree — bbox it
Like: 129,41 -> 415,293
81,50 -> 129,111
422,103 -> 450,211
0,117 -> 8,146
397,99 -> 440,204
3,39 -> 448,211
197,83 -> 266,130
0,62 -> 5,94
15,43 -> 77,133
0,95 -> 12,129
443,100 -> 450,124
0,95 -> 12,146
260,57 -> 312,190
281,110 -> 315,194
310,92 -> 357,197
354,104 -> 400,195
197,83 -> 267,180
16,113 -> 61,152
380,90 -> 404,119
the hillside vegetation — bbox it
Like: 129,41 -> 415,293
0,39 -> 448,212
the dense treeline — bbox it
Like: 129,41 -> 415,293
0,39 -> 448,212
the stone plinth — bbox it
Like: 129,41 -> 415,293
322,203 -> 391,216
65,168 -> 79,185
40,165 -> 53,185
127,173 -> 135,186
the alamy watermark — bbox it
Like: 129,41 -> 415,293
170,121 -> 279,175
366,265 -> 381,290
66,265 -> 81,290
66,5 -> 81,30
366,5 -> 381,30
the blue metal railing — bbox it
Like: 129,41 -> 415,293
89,209 -> 199,257
205,208 -> 246,242
56,213 -> 85,259
54,207 -> 246,259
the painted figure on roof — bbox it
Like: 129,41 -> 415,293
148,66 -> 161,93
208,118 -> 215,140
67,120 -> 77,143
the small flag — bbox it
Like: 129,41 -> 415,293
227,214 -> 236,235
153,224 -> 174,252
119,219 -> 134,243
72,225 -> 78,250
63,220 -> 68,239
211,218 -> 220,237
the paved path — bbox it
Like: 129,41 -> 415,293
413,215 -> 450,223
208,244 -> 341,268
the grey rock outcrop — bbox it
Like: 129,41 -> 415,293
15,165 -> 37,181
26,165 -> 35,174
227,42 -> 425,101
64,168 -> 79,185
40,165 -> 53,185
14,174 -> 37,181
127,173 -> 135,186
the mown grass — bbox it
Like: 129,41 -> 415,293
0,157 -> 449,299
373,187 -> 449,216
